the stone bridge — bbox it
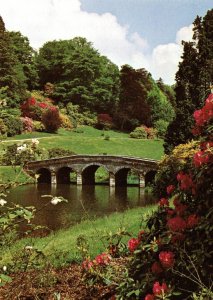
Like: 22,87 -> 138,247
25,155 -> 159,187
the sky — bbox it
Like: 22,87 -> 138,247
1,0 -> 212,84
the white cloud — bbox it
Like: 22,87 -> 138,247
176,24 -> 194,45
0,0 -> 194,85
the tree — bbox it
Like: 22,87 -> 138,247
8,31 -> 38,90
0,16 -> 27,107
164,9 -> 213,153
36,37 -> 120,113
117,65 -> 151,130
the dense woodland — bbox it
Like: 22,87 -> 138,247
0,9 -> 213,153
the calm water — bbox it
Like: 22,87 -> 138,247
6,184 -> 156,231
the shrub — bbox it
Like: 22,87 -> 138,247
59,113 -> 73,129
0,119 -> 7,135
20,117 -> 34,132
96,113 -> 113,130
32,121 -> 45,132
42,107 -> 62,133
130,126 -> 147,139
154,119 -> 169,138
3,116 -> 23,137
48,148 -> 76,158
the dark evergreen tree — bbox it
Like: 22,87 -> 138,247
0,16 -> 27,107
164,9 -> 213,153
116,65 -> 151,130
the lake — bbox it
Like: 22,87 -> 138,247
6,184 -> 156,232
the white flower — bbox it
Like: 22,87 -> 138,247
17,144 -> 27,153
0,199 -> 7,206
31,138 -> 39,145
25,245 -> 33,251
2,266 -> 7,272
50,197 -> 63,205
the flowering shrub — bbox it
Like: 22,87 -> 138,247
20,96 -> 57,122
20,117 -> 34,132
83,94 -> 213,299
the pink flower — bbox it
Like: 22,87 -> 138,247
166,185 -> 175,195
186,214 -> 200,228
153,281 -> 168,295
145,294 -> 155,300
159,251 -> 175,268
82,259 -> 93,270
167,216 -> 187,232
95,252 -> 111,266
158,198 -> 169,207
151,262 -> 163,274
128,238 -> 140,252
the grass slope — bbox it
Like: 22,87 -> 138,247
2,126 -> 164,159
2,205 -> 156,266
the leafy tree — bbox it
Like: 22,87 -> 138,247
8,31 -> 39,90
36,37 -> 119,113
0,16 -> 27,107
164,9 -> 213,153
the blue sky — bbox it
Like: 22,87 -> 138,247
1,0 -> 212,84
81,0 -> 212,49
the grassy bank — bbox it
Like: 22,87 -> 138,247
0,166 -> 34,185
2,205 -> 156,267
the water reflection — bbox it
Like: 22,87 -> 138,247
7,184 -> 156,231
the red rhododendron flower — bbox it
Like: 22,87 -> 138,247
193,150 -> 210,167
173,199 -> 188,216
171,233 -> 185,244
191,126 -> 201,136
158,198 -> 169,207
145,294 -> 155,300
159,251 -> 175,268
138,230 -> 145,240
200,141 -> 213,150
151,261 -> 163,274
186,214 -> 200,228
167,216 -> 187,232
176,172 -> 196,193
128,238 -> 140,252
166,185 -> 175,195
167,208 -> 175,216
153,281 -> 168,295
95,252 -> 111,265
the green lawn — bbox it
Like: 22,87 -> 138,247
2,126 -> 164,160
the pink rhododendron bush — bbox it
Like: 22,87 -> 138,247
82,94 -> 213,299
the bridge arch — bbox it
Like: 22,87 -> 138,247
81,163 -> 109,185
114,168 -> 139,186
36,168 -> 51,184
56,166 -> 77,184
145,170 -> 157,186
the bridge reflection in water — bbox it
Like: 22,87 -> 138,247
25,155 -> 158,188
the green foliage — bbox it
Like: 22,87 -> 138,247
0,16 -> 27,107
154,119 -> 169,139
3,116 -> 23,137
32,120 -> 45,132
130,126 -> 147,139
36,37 -> 120,114
48,147 -> 76,158
0,119 -> 7,135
